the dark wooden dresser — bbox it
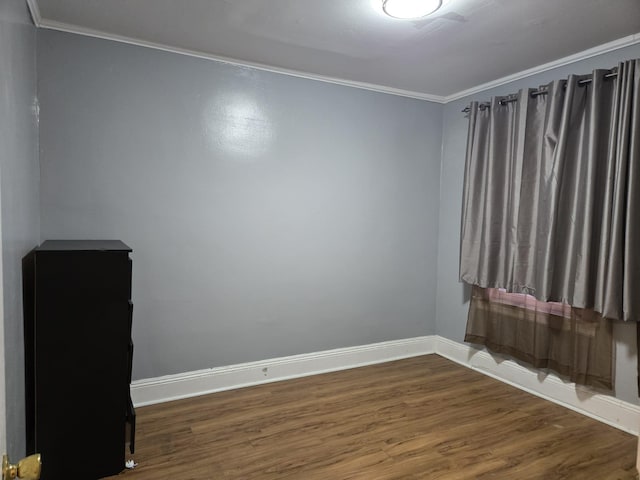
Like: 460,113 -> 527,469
23,240 -> 135,479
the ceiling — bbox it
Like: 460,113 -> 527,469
29,0 -> 640,101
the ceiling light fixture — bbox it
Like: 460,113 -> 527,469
382,0 -> 442,19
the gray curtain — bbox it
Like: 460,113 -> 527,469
460,59 -> 640,322
460,59 -> 640,388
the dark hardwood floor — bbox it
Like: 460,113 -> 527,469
105,355 -> 638,479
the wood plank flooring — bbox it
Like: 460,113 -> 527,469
105,355 -> 638,479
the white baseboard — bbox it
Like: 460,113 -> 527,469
131,336 -> 436,407
131,334 -> 640,435
435,336 -> 640,435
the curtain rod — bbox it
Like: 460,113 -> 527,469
461,71 -> 619,113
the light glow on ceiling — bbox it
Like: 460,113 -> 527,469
382,0 -> 443,19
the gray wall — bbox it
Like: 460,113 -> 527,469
36,23 -> 639,404
436,43 -> 640,404
0,0 -> 40,458
37,30 -> 443,380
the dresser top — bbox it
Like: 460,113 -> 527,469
37,240 -> 132,252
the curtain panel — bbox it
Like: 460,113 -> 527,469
460,59 -> 640,389
465,286 -> 613,389
460,59 -> 640,321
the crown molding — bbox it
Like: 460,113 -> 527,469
25,0 -> 42,27
27,8 -> 640,105
33,18 -> 447,104
445,32 -> 640,102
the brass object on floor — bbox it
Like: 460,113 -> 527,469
2,454 -> 41,480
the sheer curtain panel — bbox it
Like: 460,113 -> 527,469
466,286 -> 613,389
